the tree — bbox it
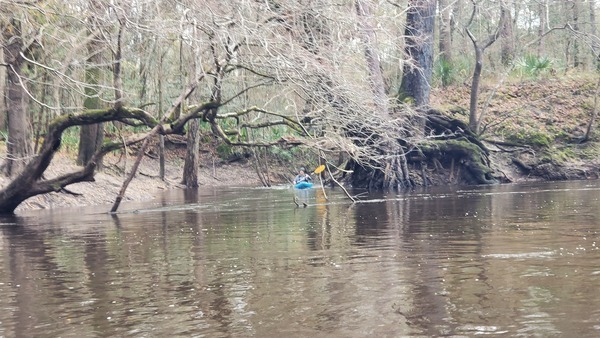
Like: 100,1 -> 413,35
465,0 -> 506,134
399,0 -> 436,108
10,0 -> 592,212
438,0 -> 453,64
77,35 -> 104,165
77,0 -> 108,166
2,17 -> 32,177
500,1 -> 515,66
0,47 -> 6,131
354,0 -> 412,189
536,0 -> 547,57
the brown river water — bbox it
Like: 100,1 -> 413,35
1,180 -> 599,337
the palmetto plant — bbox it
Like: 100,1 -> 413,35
434,57 -> 455,87
517,54 -> 552,78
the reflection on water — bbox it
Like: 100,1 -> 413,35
1,181 -> 600,337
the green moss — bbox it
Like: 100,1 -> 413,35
507,130 -> 553,148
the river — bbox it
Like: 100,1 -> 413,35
1,180 -> 599,337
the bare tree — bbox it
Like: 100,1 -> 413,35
465,0 -> 506,134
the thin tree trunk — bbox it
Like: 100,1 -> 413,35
583,75 -> 600,141
537,1 -> 547,57
469,46 -> 484,132
438,0 -> 452,64
158,55 -> 166,180
0,48 -> 6,132
113,17 -> 125,109
110,125 -> 160,213
572,0 -> 581,68
355,0 -> 389,116
590,0 -> 599,70
33,72 -> 50,153
466,1 -> 506,134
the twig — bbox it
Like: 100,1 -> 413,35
325,163 -> 355,203
60,187 -> 83,196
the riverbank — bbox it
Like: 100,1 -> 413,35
5,151 -> 288,212
431,73 -> 600,183
5,74 -> 600,212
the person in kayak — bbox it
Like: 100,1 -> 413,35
293,168 -> 312,184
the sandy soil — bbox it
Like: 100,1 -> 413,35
3,152 -> 288,212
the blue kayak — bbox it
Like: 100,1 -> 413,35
294,182 -> 313,189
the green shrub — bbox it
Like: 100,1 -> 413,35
60,127 -> 81,153
268,146 -> 294,163
515,54 -> 552,78
434,57 -> 455,87
216,143 -> 233,159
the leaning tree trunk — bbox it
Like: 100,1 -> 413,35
0,106 -> 159,214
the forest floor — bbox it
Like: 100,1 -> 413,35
5,73 -> 600,212
430,72 -> 600,183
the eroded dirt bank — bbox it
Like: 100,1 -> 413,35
2,152 -> 287,212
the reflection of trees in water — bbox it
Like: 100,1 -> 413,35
2,217 -> 106,336
3,184 -> 600,336
2,219 -> 60,337
363,191 -> 496,336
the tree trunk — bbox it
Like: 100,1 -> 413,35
469,46 -> 484,132
465,1 -> 506,134
181,119 -> 200,188
500,3 -> 515,66
398,0 -> 436,108
591,0 -> 600,70
572,0 -> 581,68
77,39 -> 104,166
583,75 -> 600,141
438,0 -> 452,64
0,106 -> 159,214
3,19 -> 31,177
537,1 -> 547,57
0,48 -> 6,132
158,55 -> 166,180
355,0 -> 410,189
355,0 -> 389,116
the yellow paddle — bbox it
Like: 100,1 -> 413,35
312,164 -> 326,175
